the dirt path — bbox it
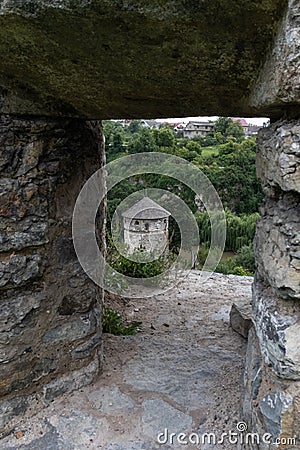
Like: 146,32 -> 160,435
1,271 -> 252,450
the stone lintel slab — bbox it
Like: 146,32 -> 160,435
0,1 -> 286,118
250,0 -> 300,117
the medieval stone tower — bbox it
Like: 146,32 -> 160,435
122,197 -> 170,257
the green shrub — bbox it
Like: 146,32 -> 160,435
102,307 -> 141,335
110,252 -> 171,278
235,244 -> 255,272
231,266 -> 250,276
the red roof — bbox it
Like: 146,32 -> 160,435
231,117 -> 248,127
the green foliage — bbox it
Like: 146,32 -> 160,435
215,258 -> 252,276
196,139 -> 262,213
213,117 -> 245,143
235,244 -> 256,272
102,307 -> 141,335
196,209 -> 259,253
196,243 -> 254,276
128,127 -> 157,153
110,250 -> 173,278
153,125 -> 176,149
103,119 -> 262,278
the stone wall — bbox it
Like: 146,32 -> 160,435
0,116 -> 105,436
242,120 -> 300,449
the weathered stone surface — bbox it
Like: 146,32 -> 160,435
106,442 -> 158,450
124,335 -> 242,410
87,386 -> 135,415
241,326 -> 300,450
42,311 -> 97,344
230,300 -> 253,338
257,120 -> 300,194
242,327 -> 263,423
251,0 -> 300,117
0,254 -> 44,288
41,357 -> 100,403
254,193 -> 300,299
0,116 -> 105,435
0,272 -> 252,450
142,398 -> 192,438
252,276 -> 300,380
0,393 -> 39,438
248,118 -> 300,444
259,390 -> 294,441
0,1 -> 287,118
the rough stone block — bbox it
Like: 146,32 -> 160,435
259,390 -> 294,441
0,253 -> 44,288
254,193 -> 300,299
0,1 -> 286,118
0,393 -> 38,438
252,276 -> 300,380
42,311 -> 97,344
230,300 -> 253,338
41,357 -> 100,403
241,326 -> 300,449
0,116 -> 105,436
251,0 -> 300,115
257,120 -> 300,194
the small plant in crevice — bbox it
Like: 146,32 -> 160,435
102,307 -> 141,335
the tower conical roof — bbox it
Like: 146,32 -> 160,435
122,197 -> 171,220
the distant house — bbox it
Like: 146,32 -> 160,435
231,117 -> 249,134
141,119 -> 160,128
183,121 -> 214,139
246,124 -> 262,138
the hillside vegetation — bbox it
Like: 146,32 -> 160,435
103,118 -> 262,277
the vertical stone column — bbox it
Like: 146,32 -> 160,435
0,116 -> 105,435
242,120 -> 300,449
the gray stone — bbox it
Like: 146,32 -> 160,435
253,277 -> 300,380
125,336 -> 242,410
259,390 -> 293,442
0,117 -> 105,436
106,442 -> 159,450
42,311 -> 97,344
0,394 -> 38,436
87,386 -> 135,414
242,327 -> 263,422
254,193 -> 300,299
142,398 -> 192,438
257,120 -> 300,194
0,1 -> 287,118
4,426 -> 60,450
71,332 -> 102,360
241,325 -> 300,450
47,411 -> 107,450
41,357 -> 100,403
0,254 -> 43,288
230,300 -> 253,338
0,291 -> 42,334
251,0 -> 300,116
0,219 -> 48,252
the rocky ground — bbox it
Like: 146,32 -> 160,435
1,271 -> 253,450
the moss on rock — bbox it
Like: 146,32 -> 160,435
0,0 -> 287,118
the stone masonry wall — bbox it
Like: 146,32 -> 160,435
242,120 -> 300,449
0,116 -> 105,436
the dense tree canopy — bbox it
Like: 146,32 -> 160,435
103,118 -> 263,275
